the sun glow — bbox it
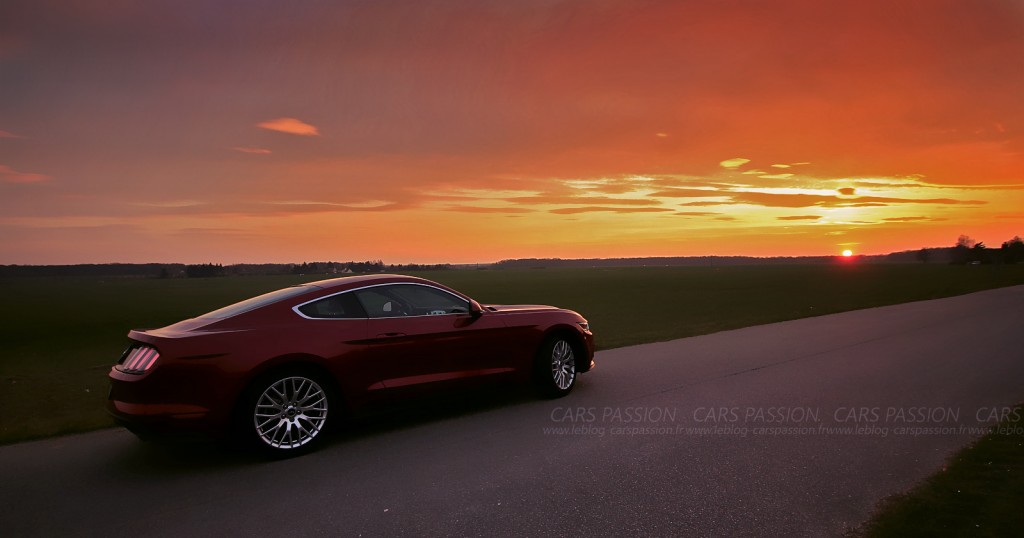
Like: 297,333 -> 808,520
842,249 -> 853,257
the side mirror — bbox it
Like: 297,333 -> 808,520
469,300 -> 484,318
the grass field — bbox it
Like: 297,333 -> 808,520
861,407 -> 1024,537
2,263 -> 1024,445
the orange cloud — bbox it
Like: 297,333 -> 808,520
171,227 -> 257,238
883,216 -> 944,222
848,196 -> 985,206
508,195 -> 660,206
444,206 -> 534,214
232,147 -> 272,154
256,118 -> 320,136
549,206 -> 674,215
0,165 -> 49,184
648,178 -> 740,189
262,200 -> 401,212
720,158 -> 750,169
646,188 -> 724,198
575,182 -> 641,195
729,192 -> 985,208
0,130 -> 20,138
681,201 -> 730,207
777,215 -> 822,221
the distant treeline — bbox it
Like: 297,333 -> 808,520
2,235 -> 1019,277
494,250 -> 959,268
495,256 -> 836,268
0,263 -> 185,278
0,260 -> 451,278
948,235 -> 1024,265
494,237 -> 1023,268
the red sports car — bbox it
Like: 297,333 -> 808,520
108,274 -> 594,454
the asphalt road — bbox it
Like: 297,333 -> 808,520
2,285 -> 1023,537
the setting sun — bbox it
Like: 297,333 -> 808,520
842,250 -> 854,257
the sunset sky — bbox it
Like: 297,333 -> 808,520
2,0 -> 1023,264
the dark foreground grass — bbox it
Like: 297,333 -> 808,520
860,409 -> 1024,537
2,263 -> 1023,444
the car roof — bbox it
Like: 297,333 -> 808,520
303,274 -> 431,291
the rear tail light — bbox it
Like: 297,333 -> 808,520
118,344 -> 160,374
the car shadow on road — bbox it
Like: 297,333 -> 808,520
333,382 -> 539,440
105,381 -> 542,473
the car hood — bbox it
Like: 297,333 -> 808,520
485,304 -> 560,313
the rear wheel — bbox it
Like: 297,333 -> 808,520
534,336 -> 577,398
242,371 -> 333,455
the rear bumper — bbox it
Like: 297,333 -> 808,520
107,366 -> 229,435
107,402 -> 215,439
107,399 -> 210,423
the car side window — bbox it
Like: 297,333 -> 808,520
353,288 -> 400,318
390,285 -> 469,315
297,292 -> 366,319
354,284 -> 470,318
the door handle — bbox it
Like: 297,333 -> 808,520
376,332 -> 406,338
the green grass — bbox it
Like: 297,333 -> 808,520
2,263 -> 1023,444
860,409 -> 1024,537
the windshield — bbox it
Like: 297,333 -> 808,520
197,285 -> 313,320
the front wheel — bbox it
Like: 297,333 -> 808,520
242,372 -> 333,455
534,336 -> 577,398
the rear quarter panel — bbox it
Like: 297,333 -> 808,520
122,315 -> 373,423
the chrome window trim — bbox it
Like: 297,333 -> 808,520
291,282 -> 472,320
200,284 -> 314,320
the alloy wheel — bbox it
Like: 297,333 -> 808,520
550,340 -> 576,390
253,376 -> 328,449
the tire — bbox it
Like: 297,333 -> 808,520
534,335 -> 577,398
240,370 -> 334,456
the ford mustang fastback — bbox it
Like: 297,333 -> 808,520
108,274 -> 594,454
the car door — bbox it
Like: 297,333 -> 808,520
291,291 -> 377,401
354,283 -> 514,392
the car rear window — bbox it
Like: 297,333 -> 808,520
198,285 -> 313,320
297,293 -> 366,319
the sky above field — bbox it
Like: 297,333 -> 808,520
2,0 -> 1023,264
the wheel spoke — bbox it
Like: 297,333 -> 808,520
299,387 -> 319,405
265,421 -> 285,444
257,416 -> 280,429
280,423 -> 291,447
300,396 -> 326,409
